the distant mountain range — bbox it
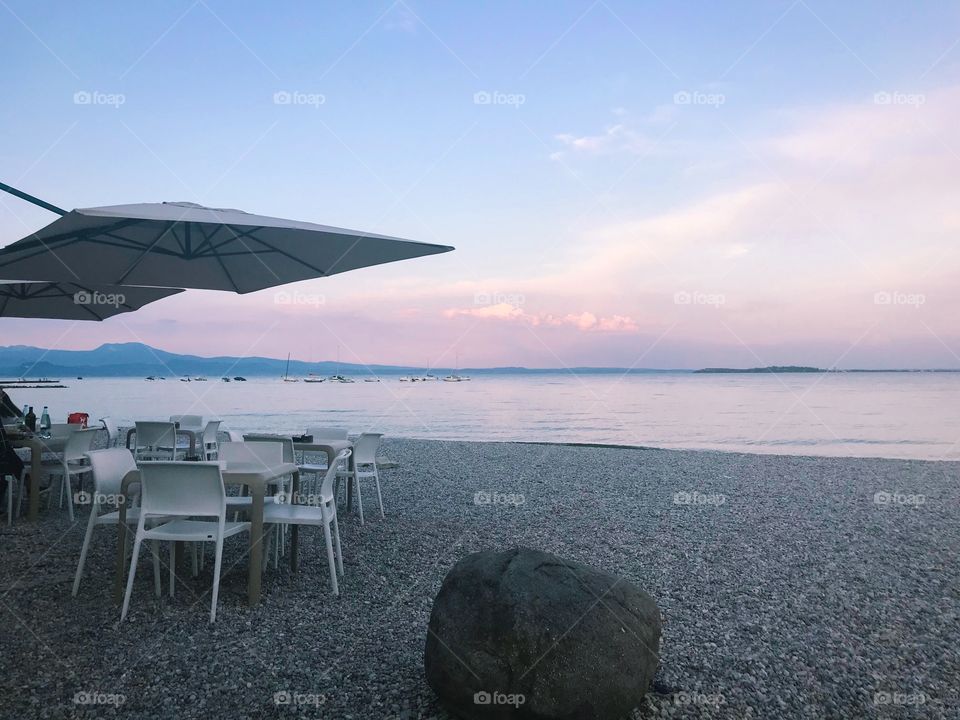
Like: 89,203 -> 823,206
0,345 -> 955,378
0,343 -> 687,378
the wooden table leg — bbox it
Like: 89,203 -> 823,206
290,470 -> 300,573
28,441 -> 41,521
247,483 -> 264,606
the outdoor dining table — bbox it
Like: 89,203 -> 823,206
112,459 -> 300,607
7,431 -> 69,521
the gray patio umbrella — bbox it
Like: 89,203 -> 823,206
0,281 -> 183,321
0,190 -> 454,293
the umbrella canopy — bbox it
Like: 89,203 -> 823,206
0,201 -> 454,293
0,281 -> 182,321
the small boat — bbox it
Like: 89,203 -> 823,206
399,376 -> 411,382
180,377 -> 191,382
221,377 -> 231,382
364,378 -> 380,382
233,376 -> 247,381
76,376 -> 83,380
328,375 -> 354,383
444,353 -> 471,381
193,377 -> 208,381
303,376 -> 325,383
282,353 -> 299,382
146,376 -> 156,381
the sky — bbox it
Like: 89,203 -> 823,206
1,0 -> 959,369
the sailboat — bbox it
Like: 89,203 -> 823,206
303,373 -> 325,383
282,353 -> 299,382
328,346 -> 354,383
444,352 -> 471,382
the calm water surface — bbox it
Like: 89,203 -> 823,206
9,373 -> 960,460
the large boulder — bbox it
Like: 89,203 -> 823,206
424,547 -> 661,719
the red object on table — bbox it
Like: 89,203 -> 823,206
67,412 -> 89,428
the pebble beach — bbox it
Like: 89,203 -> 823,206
1,438 -> 958,719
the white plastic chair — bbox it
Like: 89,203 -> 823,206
48,422 -> 81,439
338,433 -> 384,524
99,416 -> 120,447
201,420 -> 222,460
169,414 -> 204,433
300,426 -> 350,477
263,449 -> 349,595
73,448 -> 164,596
121,462 -> 249,623
34,427 -> 99,522
134,421 -> 179,461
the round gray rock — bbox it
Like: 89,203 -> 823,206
424,547 -> 661,719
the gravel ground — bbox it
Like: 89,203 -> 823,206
0,439 -> 958,719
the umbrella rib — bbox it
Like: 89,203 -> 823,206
116,221 -> 178,285
244,232 -> 327,275
203,229 -> 242,293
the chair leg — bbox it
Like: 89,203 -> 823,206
16,469 -> 26,519
373,467 -> 385,519
121,536 -> 143,621
322,520 -> 339,596
5,475 -> 11,526
210,537 -> 224,623
354,471 -> 364,525
151,541 -> 162,597
169,542 -> 176,598
332,513 -> 343,575
71,508 -> 98,596
64,472 -> 75,523
191,543 -> 199,577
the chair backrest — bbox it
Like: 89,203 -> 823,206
219,441 -> 283,469
224,430 -> 244,443
202,420 -> 221,445
169,414 -> 204,431
306,426 -> 348,440
138,462 -> 225,519
320,449 -> 351,502
134,421 -> 176,450
86,448 -> 137,497
99,416 -> 119,445
353,433 -> 383,465
64,428 -> 100,461
49,422 -> 81,439
243,434 -> 295,463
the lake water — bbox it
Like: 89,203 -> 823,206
6,373 -> 959,460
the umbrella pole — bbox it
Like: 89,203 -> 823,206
0,181 -> 67,216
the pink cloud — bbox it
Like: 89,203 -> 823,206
443,304 -> 639,333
